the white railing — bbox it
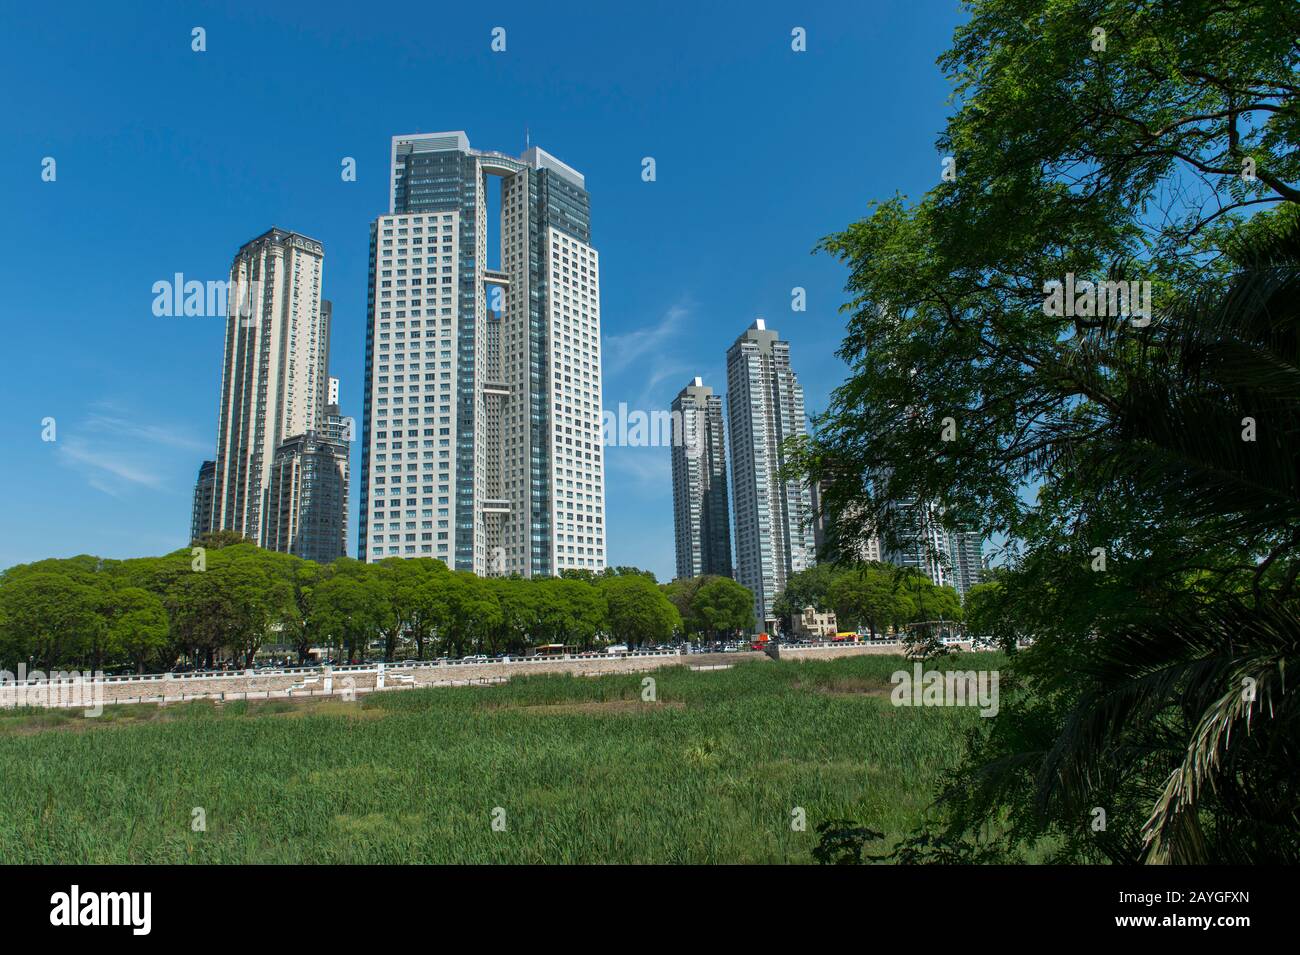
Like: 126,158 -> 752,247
13,648 -> 687,689
6,639 -> 1000,692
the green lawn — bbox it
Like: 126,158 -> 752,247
0,653 -> 999,863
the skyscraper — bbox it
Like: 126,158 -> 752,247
264,431 -> 349,563
190,460 -> 215,541
726,319 -> 816,631
883,500 -> 954,589
809,478 -> 881,563
211,229 -> 329,546
947,528 -> 984,596
359,131 -> 606,576
671,377 -> 731,580
880,498 -> 984,598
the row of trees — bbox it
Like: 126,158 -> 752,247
0,535 -> 756,674
772,562 -> 966,636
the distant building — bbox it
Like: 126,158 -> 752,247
190,460 -> 216,541
671,377 -> 732,580
264,431 -> 349,563
809,478 -> 880,562
948,529 -> 984,596
881,499 -> 984,597
321,398 -> 351,447
726,319 -> 816,632
198,224 -> 350,559
883,500 -> 953,588
211,229 -> 329,546
792,606 -> 838,640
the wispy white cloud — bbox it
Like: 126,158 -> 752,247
604,299 -> 727,413
58,439 -> 165,491
82,406 -> 207,452
55,403 -> 203,496
605,446 -> 671,487
603,302 -> 692,378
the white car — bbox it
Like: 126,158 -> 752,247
606,644 -> 629,655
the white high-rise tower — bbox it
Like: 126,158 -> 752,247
359,132 -> 606,576
726,319 -> 816,631
211,228 -> 327,546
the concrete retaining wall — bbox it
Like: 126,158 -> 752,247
0,641 -> 959,711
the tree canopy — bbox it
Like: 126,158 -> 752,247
0,546 -> 687,673
800,0 -> 1300,864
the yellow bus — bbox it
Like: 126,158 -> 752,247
530,644 -> 575,657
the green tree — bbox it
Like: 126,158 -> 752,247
794,0 -> 1300,863
438,572 -> 502,656
164,546 -> 294,668
190,530 -> 252,550
310,572 -> 384,663
489,577 -> 539,653
600,575 -> 681,647
278,557 -> 324,664
402,559 -> 452,659
373,558 -> 415,661
692,576 -> 755,640
664,576 -> 707,637
534,578 -> 605,649
772,564 -> 841,631
102,585 -> 169,673
0,571 -> 103,671
828,565 -> 897,636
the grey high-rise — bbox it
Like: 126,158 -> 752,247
264,430 -> 349,563
671,377 -> 731,580
947,528 -> 984,596
880,497 -> 984,598
190,460 -> 216,541
725,319 -> 816,631
359,131 -> 606,576
883,500 -> 953,589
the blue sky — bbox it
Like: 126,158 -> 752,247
0,0 -> 967,579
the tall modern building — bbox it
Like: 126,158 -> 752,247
726,319 -> 816,631
670,377 -> 731,580
881,499 -> 984,598
359,131 -> 606,576
883,501 -> 954,590
190,460 -> 216,541
264,430 -> 349,563
809,478 -> 880,562
211,229 -> 329,546
947,528 -> 984,596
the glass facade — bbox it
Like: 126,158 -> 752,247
362,133 -> 603,576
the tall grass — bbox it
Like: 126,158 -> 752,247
0,654 -> 1002,863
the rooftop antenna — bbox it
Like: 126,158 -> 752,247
525,125 -> 530,151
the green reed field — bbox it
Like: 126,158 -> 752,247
0,653 -> 1001,863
